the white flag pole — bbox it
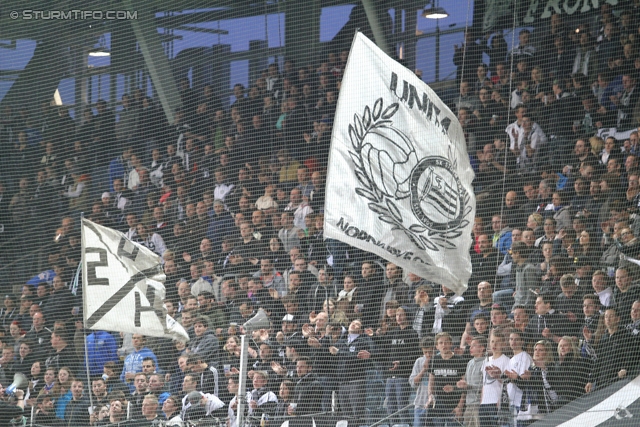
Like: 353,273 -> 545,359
236,333 -> 250,427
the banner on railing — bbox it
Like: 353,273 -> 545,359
81,218 -> 189,341
324,32 -> 475,295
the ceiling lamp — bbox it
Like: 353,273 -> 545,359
422,6 -> 449,19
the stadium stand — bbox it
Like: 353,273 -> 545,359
3,2 -> 640,427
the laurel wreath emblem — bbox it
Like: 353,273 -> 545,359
348,97 -> 471,252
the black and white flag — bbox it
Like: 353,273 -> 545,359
324,33 -> 475,294
81,218 -> 189,341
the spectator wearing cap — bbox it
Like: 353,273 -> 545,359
181,376 -> 226,421
573,256 -> 595,289
271,336 -> 302,381
276,312 -> 299,351
188,316 -> 219,367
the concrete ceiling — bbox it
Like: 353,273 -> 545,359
0,0 -> 427,43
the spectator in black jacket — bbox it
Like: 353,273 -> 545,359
358,261 -> 386,329
45,329 -> 80,378
43,275 -> 77,328
613,266 -> 640,325
524,294 -> 567,349
312,322 -> 343,412
32,394 -> 60,426
381,306 -> 420,424
332,319 -> 375,420
64,379 -> 90,426
289,356 -> 322,424
187,354 -> 219,397
585,306 -> 639,392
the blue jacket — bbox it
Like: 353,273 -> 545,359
495,229 -> 512,255
120,347 -> 158,391
85,331 -> 119,376
55,390 -> 72,419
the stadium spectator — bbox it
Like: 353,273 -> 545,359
120,334 -> 158,391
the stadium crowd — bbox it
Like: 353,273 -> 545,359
3,4 -> 640,427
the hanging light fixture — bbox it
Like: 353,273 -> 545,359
422,1 -> 449,19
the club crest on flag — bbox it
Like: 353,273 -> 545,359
349,97 -> 472,252
324,32 -> 475,293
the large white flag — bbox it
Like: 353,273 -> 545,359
81,218 -> 189,341
324,33 -> 475,294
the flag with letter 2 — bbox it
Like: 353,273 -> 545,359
81,218 -> 189,341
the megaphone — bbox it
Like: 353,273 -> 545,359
5,373 -> 28,395
243,308 -> 270,332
